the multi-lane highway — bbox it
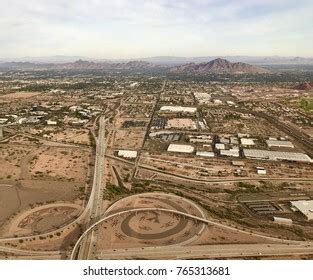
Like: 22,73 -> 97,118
76,115 -> 107,259
71,205 -> 304,260
95,243 -> 313,259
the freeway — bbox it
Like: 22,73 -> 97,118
70,206 -> 301,260
76,115 -> 107,259
95,243 -> 313,259
0,246 -> 61,256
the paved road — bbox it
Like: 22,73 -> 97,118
76,115 -> 107,260
0,115 -> 107,259
0,246 -> 61,257
95,243 -> 313,259
138,164 -> 313,183
70,206 -> 301,260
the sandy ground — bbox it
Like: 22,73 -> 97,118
0,91 -> 41,99
94,193 -> 206,250
29,146 -> 89,181
2,203 -> 82,237
0,143 -> 91,236
113,129 -> 146,149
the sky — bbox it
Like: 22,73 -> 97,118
0,0 -> 313,59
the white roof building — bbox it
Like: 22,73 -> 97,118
291,200 -> 313,220
117,150 -> 138,159
220,149 -> 240,157
46,120 -> 57,125
243,149 -> 312,163
256,167 -> 267,175
241,138 -> 255,146
167,144 -> 194,153
196,151 -> 215,157
215,143 -> 225,150
159,106 -> 197,114
266,140 -> 294,148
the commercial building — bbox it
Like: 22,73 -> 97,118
240,138 -> 255,146
215,143 -> 225,150
167,144 -> 194,154
220,149 -> 240,157
291,200 -> 313,220
266,140 -> 294,148
243,149 -> 312,163
190,138 -> 212,144
117,150 -> 138,159
196,151 -> 215,157
159,106 -> 197,114
165,118 -> 197,130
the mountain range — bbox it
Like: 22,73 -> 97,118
1,55 -> 313,65
0,58 -> 286,74
0,60 -> 159,71
169,58 -> 270,74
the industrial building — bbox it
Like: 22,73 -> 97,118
215,143 -> 225,150
167,144 -> 194,154
220,149 -> 240,157
117,150 -> 138,159
196,151 -> 215,157
266,140 -> 294,148
243,149 -> 312,163
165,118 -> 197,130
240,138 -> 255,146
291,200 -> 313,220
190,138 -> 212,144
159,106 -> 197,114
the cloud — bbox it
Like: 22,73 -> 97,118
0,0 -> 312,58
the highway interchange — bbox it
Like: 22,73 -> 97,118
1,81 -> 313,260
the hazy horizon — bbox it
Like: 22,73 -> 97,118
1,0 -> 313,59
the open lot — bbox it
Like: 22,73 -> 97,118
0,143 -> 91,237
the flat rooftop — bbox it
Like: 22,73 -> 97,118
167,144 -> 194,153
291,200 -> 313,220
160,106 -> 197,113
243,149 -> 312,163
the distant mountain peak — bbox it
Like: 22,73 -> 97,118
169,58 -> 270,74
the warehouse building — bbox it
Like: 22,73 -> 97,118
165,118 -> 197,130
117,150 -> 138,159
167,144 -> 194,154
220,149 -> 240,157
291,200 -> 313,220
196,151 -> 215,157
266,140 -> 294,148
159,106 -> 197,114
240,138 -> 255,146
243,149 -> 312,163
215,143 -> 225,150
